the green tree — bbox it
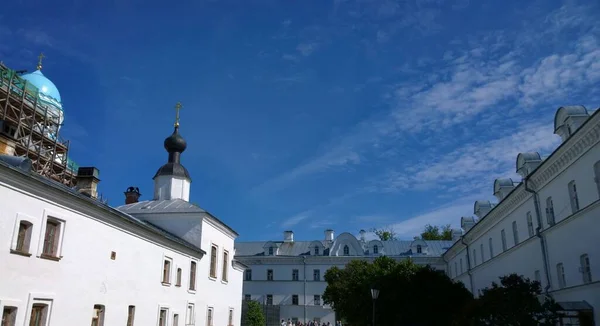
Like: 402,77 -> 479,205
370,227 -> 397,241
323,257 -> 472,326
244,301 -> 265,326
419,224 -> 453,240
461,274 -> 560,326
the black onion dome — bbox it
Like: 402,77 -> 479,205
153,126 -> 192,181
164,127 -> 187,153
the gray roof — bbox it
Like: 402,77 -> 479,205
117,198 -> 239,236
235,240 -> 453,257
0,155 -> 206,255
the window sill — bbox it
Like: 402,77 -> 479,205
40,254 -> 61,261
175,284 -> 181,287
188,289 -> 197,294
221,279 -> 229,285
10,249 -> 32,257
161,282 -> 171,287
208,276 -> 217,281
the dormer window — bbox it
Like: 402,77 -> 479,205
373,245 -> 378,254
343,245 -> 349,256
416,245 -> 422,254
314,247 -> 319,255
268,247 -> 274,255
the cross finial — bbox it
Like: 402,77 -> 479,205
37,52 -> 45,70
174,102 -> 183,127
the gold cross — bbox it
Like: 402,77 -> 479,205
174,102 -> 183,127
37,52 -> 45,70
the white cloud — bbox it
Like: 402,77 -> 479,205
281,211 -> 310,228
296,43 -> 318,56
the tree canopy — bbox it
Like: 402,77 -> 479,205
244,301 -> 265,326
323,257 -> 473,326
419,224 -> 453,240
370,227 -> 397,241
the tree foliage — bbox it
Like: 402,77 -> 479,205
458,274 -> 560,326
244,301 -> 265,326
323,257 -> 473,326
419,224 -> 453,240
370,227 -> 397,241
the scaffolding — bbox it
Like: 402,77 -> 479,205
0,62 -> 77,186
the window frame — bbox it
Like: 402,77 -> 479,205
244,269 -> 252,281
266,295 -> 273,305
488,238 -> 494,258
186,303 -> 195,326
546,197 -> 555,226
479,243 -> 484,263
314,295 -> 321,306
267,269 -> 274,281
568,180 -> 580,213
26,298 -> 54,326
176,267 -> 182,287
222,250 -> 229,282
512,221 -> 519,245
1,306 -> 18,326
158,307 -> 169,326
526,212 -> 534,238
38,213 -> 65,261
162,257 -> 173,285
209,244 -> 218,279
12,218 -> 33,256
343,245 -> 349,256
501,229 -> 507,251
91,304 -> 105,326
292,295 -> 299,305
314,246 -> 319,255
557,263 -> 566,289
126,305 -> 135,326
416,245 -> 422,254
373,245 -> 378,254
313,269 -> 320,281
206,307 -> 214,326
580,254 -> 592,284
292,269 -> 299,281
228,309 -> 234,326
189,260 -> 198,291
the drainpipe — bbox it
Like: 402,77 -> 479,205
303,255 -> 307,324
524,177 -> 552,294
460,236 -> 475,294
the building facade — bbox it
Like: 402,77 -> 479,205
443,106 -> 600,324
235,230 -> 451,325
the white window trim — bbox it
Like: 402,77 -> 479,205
206,307 -> 214,326
36,209 -> 66,259
25,293 -> 55,326
188,259 -> 199,294
227,307 -> 234,326
0,298 -> 23,326
209,244 -> 219,281
221,249 -> 229,284
161,255 -> 174,286
10,213 -> 36,254
186,302 -> 195,326
157,305 -> 170,326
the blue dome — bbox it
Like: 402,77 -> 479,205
21,70 -> 62,103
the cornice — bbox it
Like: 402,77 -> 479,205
235,255 -> 445,266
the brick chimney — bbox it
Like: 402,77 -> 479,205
76,167 -> 100,199
124,186 -> 141,204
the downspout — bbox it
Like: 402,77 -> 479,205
524,177 -> 552,294
460,236 -> 475,294
303,255 -> 307,324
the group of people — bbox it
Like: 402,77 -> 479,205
280,319 -> 342,326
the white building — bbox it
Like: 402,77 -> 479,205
0,65 -> 244,326
234,230 -> 452,325
443,106 -> 600,324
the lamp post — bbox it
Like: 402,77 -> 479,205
370,288 -> 379,326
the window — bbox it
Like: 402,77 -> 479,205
91,305 -> 105,326
268,246 -> 274,255
472,249 -> 477,266
176,268 -> 182,287
454,262 -> 458,276
228,309 -> 234,326
416,245 -> 422,254
480,243 -> 484,262
343,245 -> 349,256
546,197 -> 555,226
314,295 -> 321,305
2,306 -> 17,326
162,259 -> 171,284
14,220 -> 32,254
292,269 -> 299,281
488,238 -> 494,258
594,161 -> 600,197
581,254 -> 592,284
501,229 -> 507,251
187,303 -> 195,325
460,258 -> 463,274
244,295 -> 251,301
314,247 -> 319,255
557,263 -> 566,289
210,245 -> 218,278
534,270 -> 541,284
313,269 -> 320,281
292,295 -> 299,305
568,181 -> 580,213
29,304 -> 48,326
222,250 -> 229,282
173,314 -> 179,326
512,221 -> 519,245
373,245 -> 378,254
126,306 -> 135,326
267,269 -> 273,281
526,212 -> 534,237
159,308 -> 168,326
266,295 -> 273,305
206,308 -> 213,326
245,269 -> 252,281
190,261 -> 197,290
42,219 -> 61,258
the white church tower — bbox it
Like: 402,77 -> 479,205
153,102 -> 192,201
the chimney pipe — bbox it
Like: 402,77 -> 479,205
324,229 -> 334,242
359,229 -> 366,242
283,230 -> 294,242
76,167 -> 100,199
124,186 -> 141,204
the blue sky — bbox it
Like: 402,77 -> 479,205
1,0 -> 599,241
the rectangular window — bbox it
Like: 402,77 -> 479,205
292,295 -> 299,305
512,221 -> 519,245
245,269 -> 252,281
314,295 -> 321,305
267,269 -> 273,281
187,304 -> 195,325
488,238 -> 494,258
173,314 -> 179,326
292,269 -> 299,281
534,270 -> 541,284
557,263 -> 566,289
472,249 -> 477,266
210,245 -> 218,278
460,258 -> 463,274
546,197 -> 555,226
190,261 -> 197,290
91,305 -> 105,326
228,309 -> 234,326
454,262 -> 458,276
162,259 -> 171,284
222,251 -> 229,282
159,308 -> 168,326
501,229 -> 507,251
244,295 -> 251,301
526,213 -> 534,237
127,305 -> 135,326
568,181 -> 580,213
480,244 -> 484,262
29,304 -> 48,326
266,295 -> 273,305
1,306 -> 17,326
314,247 -> 319,255
313,269 -> 320,281
15,220 -> 33,253
206,308 -> 213,326
581,254 -> 592,284
176,268 -> 182,287
42,219 -> 61,257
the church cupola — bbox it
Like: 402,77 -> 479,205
153,102 -> 192,201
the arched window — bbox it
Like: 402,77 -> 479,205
314,247 -> 319,255
343,245 -> 349,256
416,245 -> 422,254
373,245 -> 379,254
268,247 -> 274,255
